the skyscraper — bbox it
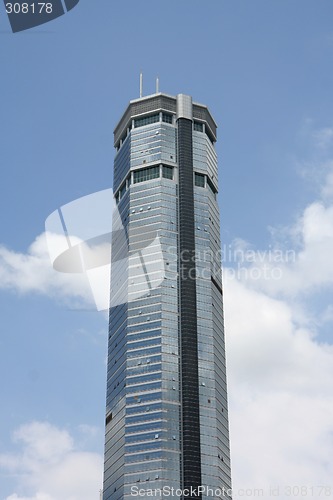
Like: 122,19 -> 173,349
103,92 -> 232,499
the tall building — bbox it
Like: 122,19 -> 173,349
103,92 -> 232,499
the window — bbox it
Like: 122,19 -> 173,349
207,176 -> 218,194
195,172 -> 205,187
194,121 -> 203,132
162,165 -> 173,180
120,183 -> 126,199
162,113 -> 173,124
134,114 -> 159,128
205,126 -> 215,144
133,166 -> 160,184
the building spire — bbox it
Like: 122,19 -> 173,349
156,76 -> 159,94
139,71 -> 143,98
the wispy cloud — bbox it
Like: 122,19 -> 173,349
224,278 -> 333,493
223,138 -> 333,298
313,127 -> 333,151
2,123 -> 333,499
223,124 -> 333,495
0,422 -> 103,500
0,233 -> 93,307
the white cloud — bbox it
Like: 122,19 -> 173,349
0,422 -> 103,500
224,278 -> 333,496
322,165 -> 333,199
313,127 -> 333,151
0,233 -> 93,307
0,228 -> 165,312
2,124 -> 333,500
6,494 -> 53,500
13,422 -> 73,464
222,130 -> 333,497
224,185 -> 333,298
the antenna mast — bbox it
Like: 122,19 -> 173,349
140,72 -> 143,98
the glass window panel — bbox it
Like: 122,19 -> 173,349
162,113 -> 173,124
194,121 -> 204,132
162,166 -> 173,180
133,166 -> 160,184
134,114 -> 160,128
195,173 -> 205,187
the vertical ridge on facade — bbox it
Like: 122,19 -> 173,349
177,117 -> 202,497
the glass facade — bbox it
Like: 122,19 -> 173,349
133,165 -> 160,184
195,172 -> 205,188
103,93 -> 232,500
162,165 -> 173,180
134,113 -> 160,128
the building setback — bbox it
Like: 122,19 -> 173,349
103,92 -> 232,500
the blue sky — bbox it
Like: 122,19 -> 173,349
1,1 -> 333,499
